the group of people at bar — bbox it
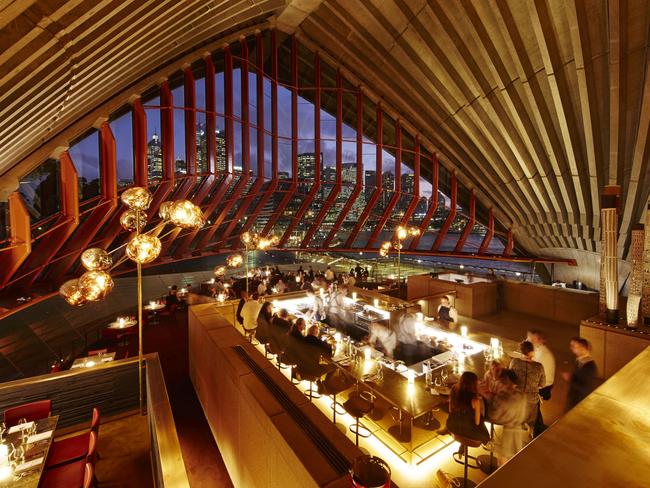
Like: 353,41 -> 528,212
446,331 -> 598,466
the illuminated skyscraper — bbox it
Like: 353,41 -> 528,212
215,129 -> 226,172
147,133 -> 163,180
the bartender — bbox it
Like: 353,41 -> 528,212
328,285 -> 349,329
437,295 -> 458,323
395,312 -> 420,359
367,321 -> 397,358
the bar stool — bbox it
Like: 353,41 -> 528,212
266,342 -> 288,370
451,433 -> 481,488
320,371 -> 353,429
294,365 -> 322,400
242,326 -> 258,345
477,421 -> 498,474
343,391 -> 374,446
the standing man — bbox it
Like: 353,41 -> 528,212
527,329 -> 555,435
562,337 -> 598,411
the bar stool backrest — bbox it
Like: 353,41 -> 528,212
90,407 -> 101,435
86,431 -> 98,465
4,399 -> 52,427
83,463 -> 94,488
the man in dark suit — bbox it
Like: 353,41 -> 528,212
562,337 -> 598,411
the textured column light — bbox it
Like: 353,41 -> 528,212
600,186 -> 620,324
626,225 -> 645,328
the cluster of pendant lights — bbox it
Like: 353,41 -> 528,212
59,187 -> 204,306
379,225 -> 421,257
214,231 -> 279,277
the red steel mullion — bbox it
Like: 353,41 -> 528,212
344,103 -> 383,248
323,73 -> 362,248
194,46 -> 238,251
367,120 -> 402,247
454,189 -> 475,253
410,153 -> 439,249
45,123 -> 119,283
279,51 -> 321,247
400,137 -> 420,226
432,172 -> 457,251
478,209 -> 494,254
503,229 -> 514,256
94,99 -> 147,253
146,81 -> 176,220
238,31 -> 279,239
133,99 -> 148,187
17,152 -> 79,289
262,35 -> 298,238
301,69 -> 344,247
221,34 -> 265,244
173,59 -> 217,257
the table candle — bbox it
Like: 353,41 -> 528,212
352,292 -> 357,300
149,300 -> 156,307
416,312 -> 423,321
118,317 -> 125,327
364,347 -> 372,361
407,369 -> 415,384
460,326 -> 468,337
373,298 -> 380,308
490,337 -> 499,349
86,360 -> 95,368
295,276 -> 301,283
334,332 -> 341,343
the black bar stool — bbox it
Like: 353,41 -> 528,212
343,391 -> 374,446
452,433 -> 481,488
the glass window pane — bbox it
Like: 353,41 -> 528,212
110,110 -> 134,188
68,130 -> 101,201
195,75 -> 209,174
19,159 -> 60,222
144,92 -> 162,182
0,201 -> 8,243
171,83 -> 186,175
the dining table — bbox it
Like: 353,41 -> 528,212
0,416 -> 59,487
70,352 -> 116,369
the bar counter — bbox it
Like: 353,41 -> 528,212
189,289 -> 516,488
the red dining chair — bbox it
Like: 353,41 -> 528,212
4,399 -> 51,427
46,408 -> 100,469
41,433 -> 96,488
41,461 -> 93,488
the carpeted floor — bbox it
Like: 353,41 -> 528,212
139,308 -> 234,487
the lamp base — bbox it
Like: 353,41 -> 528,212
606,309 -> 619,325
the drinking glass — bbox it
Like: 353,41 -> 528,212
434,376 -> 442,388
441,368 -> 448,382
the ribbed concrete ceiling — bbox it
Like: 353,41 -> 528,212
295,0 -> 650,267
1,0 -> 649,284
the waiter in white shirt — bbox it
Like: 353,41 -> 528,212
527,329 -> 555,436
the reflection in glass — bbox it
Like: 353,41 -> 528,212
69,130 -> 101,201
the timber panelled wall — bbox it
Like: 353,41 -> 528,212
0,29 -> 532,298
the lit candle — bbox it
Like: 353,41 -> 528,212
352,292 -> 357,300
416,312 -> 423,321
490,337 -> 499,350
118,317 -> 125,327
149,300 -> 156,307
295,276 -> 301,283
407,369 -> 415,384
460,326 -> 468,337
85,360 -> 95,368
334,332 -> 341,343
373,298 -> 380,308
364,347 -> 372,361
